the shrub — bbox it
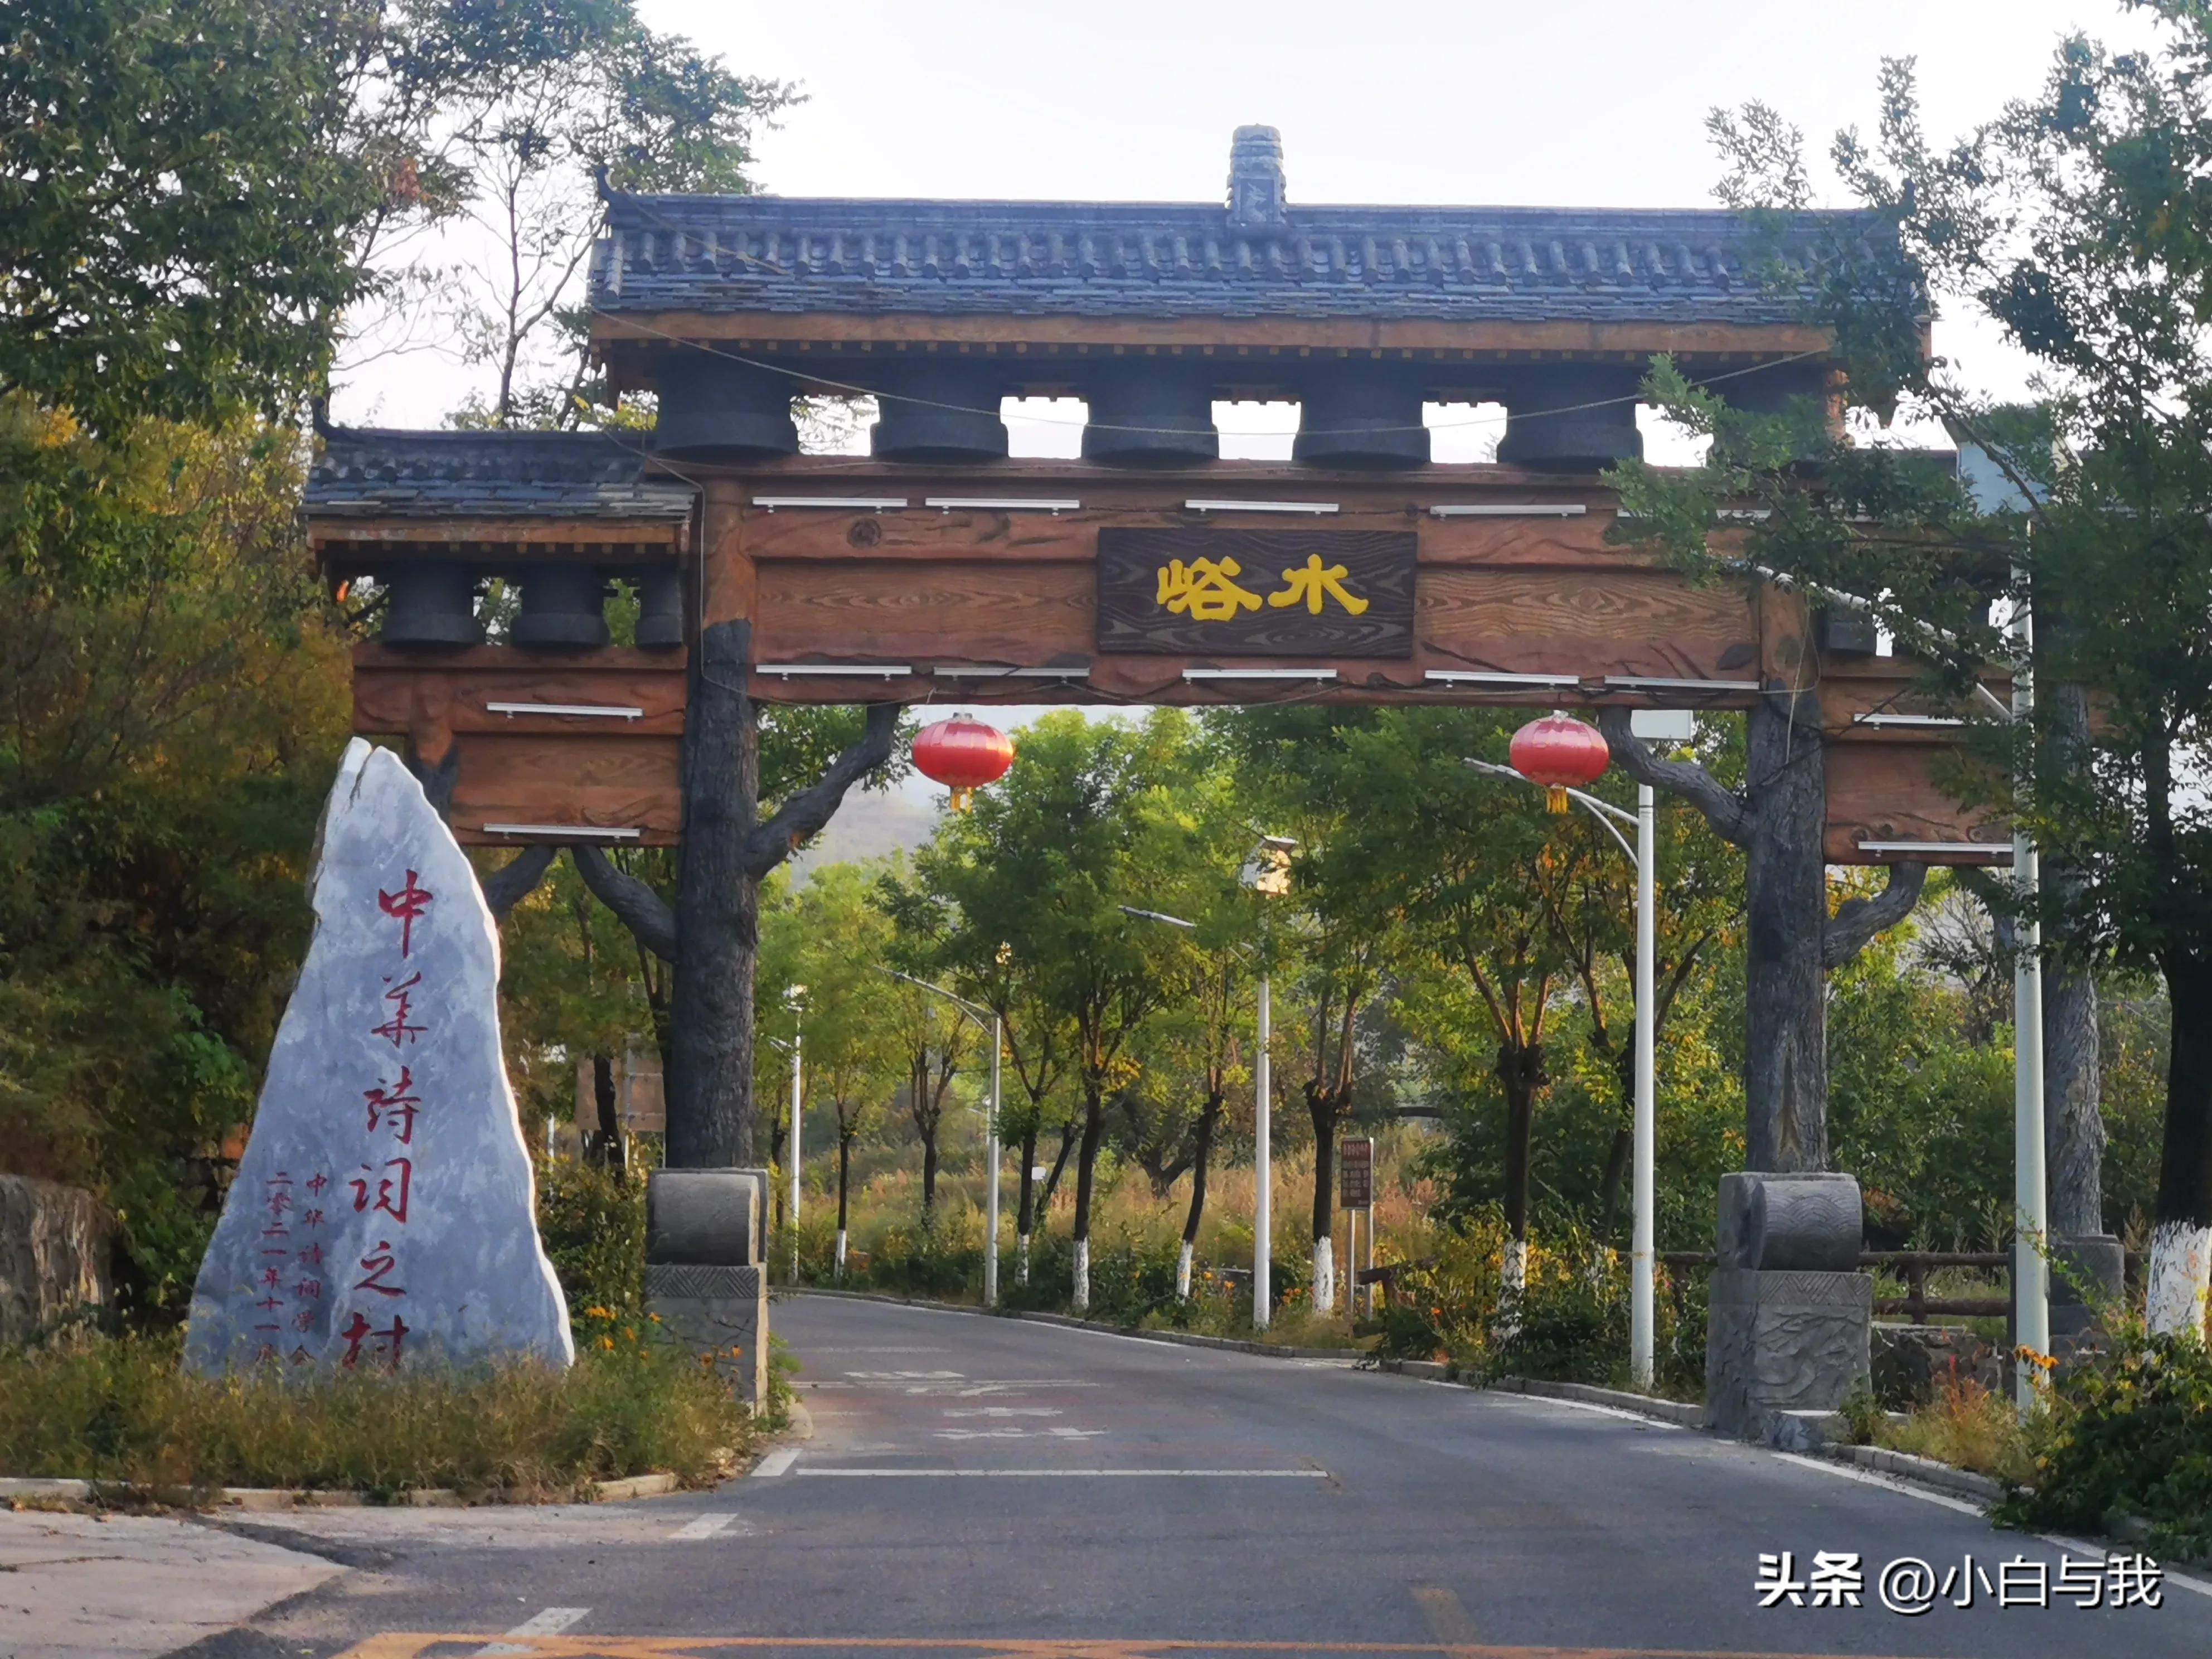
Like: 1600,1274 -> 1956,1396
1999,1323 -> 2212,1561
535,1159 -> 644,1339
861,1203 -> 986,1299
0,1327 -> 750,1498
1369,1208 -> 1694,1394
1881,1372 -> 2034,1483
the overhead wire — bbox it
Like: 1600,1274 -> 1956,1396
586,305 -> 1833,440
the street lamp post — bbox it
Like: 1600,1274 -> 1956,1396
786,986 -> 805,1287
882,969 -> 1002,1308
1123,833 -> 1293,1332
1466,745 -> 1665,1391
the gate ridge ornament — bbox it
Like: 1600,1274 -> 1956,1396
184,739 -> 573,1376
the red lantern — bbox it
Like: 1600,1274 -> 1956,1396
1508,712 -> 1609,813
913,714 -> 1014,812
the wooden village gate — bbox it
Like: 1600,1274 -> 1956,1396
310,128 -> 1998,867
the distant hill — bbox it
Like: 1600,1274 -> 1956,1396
788,781 -> 940,882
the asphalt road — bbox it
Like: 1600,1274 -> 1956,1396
198,1292 -> 2210,1659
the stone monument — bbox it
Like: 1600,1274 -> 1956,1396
1705,1172 -> 1871,1437
185,740 -> 573,1375
644,1168 -> 769,1404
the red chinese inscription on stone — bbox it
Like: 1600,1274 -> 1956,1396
364,1067 -> 422,1144
338,1311 -> 409,1369
376,870 -> 433,958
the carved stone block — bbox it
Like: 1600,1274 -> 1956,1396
646,1168 -> 766,1267
1707,1268 -> 1873,1437
646,1262 -> 768,1405
1718,1171 -> 1862,1272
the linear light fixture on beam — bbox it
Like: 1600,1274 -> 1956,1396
1602,675 -> 1762,694
1429,503 -> 1588,518
482,823 -> 644,841
1182,668 -> 1337,683
486,701 -> 644,720
751,496 -> 908,512
1857,838 -> 2014,857
924,497 -> 1082,515
1424,670 -> 1583,688
756,663 -> 914,679
1853,712 -> 1967,729
1184,499 -> 1340,515
929,664 -> 1093,679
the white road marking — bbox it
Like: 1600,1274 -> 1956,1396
844,1369 -> 964,1379
1769,1450 -> 1987,1517
1482,1389 -> 1688,1431
942,1406 -> 1062,1418
477,1605 -> 588,1653
752,1448 -> 801,1477
670,1512 -> 739,1539
2038,1533 -> 2212,1600
787,1477 -> 1318,1486
933,1426 -> 1107,1440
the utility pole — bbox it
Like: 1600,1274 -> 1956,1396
787,986 -> 806,1287
2012,566 -> 2050,1406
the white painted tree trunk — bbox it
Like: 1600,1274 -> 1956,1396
835,1228 -> 847,1279
2146,1221 -> 2212,1336
1176,1240 -> 1193,1301
1312,1236 -> 1335,1314
1071,1238 -> 1090,1312
1495,1237 -> 1529,1341
1017,1232 -> 1031,1286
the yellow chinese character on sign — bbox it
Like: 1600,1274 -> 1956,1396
1156,557 -> 1263,622
1267,554 -> 1370,616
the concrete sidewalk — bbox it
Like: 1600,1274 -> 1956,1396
0,1505 -> 341,1659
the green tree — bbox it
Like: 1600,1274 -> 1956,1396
779,864 -> 899,1274
907,712 -> 1197,1311
1626,12 -> 2212,1326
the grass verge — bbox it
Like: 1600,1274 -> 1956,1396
0,1329 -> 752,1501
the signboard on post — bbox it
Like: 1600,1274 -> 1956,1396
1339,1136 -> 1374,1209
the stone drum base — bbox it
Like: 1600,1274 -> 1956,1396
1707,1268 -> 1872,1438
646,1263 -> 768,1406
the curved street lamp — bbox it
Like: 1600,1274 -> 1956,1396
1466,714 -> 1670,1392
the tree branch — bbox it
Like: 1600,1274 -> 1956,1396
481,845 -> 556,918
1822,863 -> 1930,970
745,702 -> 903,877
572,844 -> 678,963
1595,706 -> 1754,847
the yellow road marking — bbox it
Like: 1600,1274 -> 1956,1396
331,1634 -> 1936,1659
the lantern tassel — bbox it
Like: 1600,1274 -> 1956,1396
950,786 -> 974,814
1546,785 -> 1570,813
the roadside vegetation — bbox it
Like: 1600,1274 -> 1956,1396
0,1322 -> 750,1498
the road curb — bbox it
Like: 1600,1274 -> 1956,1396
790,1287 -> 1361,1360
1828,1443 -> 2005,1504
0,1471 -> 685,1510
1368,1360 -> 1709,1429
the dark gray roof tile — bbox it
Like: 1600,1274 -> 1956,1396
308,428 -> 694,521
592,193 -> 1888,328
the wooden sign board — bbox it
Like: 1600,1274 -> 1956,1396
1096,528 -> 1416,657
1340,1136 -> 1375,1209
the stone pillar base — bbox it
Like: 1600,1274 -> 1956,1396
1707,1268 -> 1873,1438
2048,1233 -> 2126,1343
646,1263 -> 768,1406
